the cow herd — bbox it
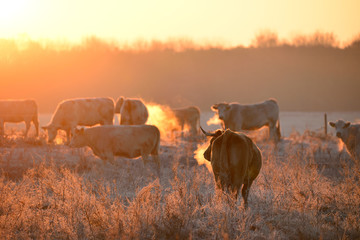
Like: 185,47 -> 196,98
0,97 -> 359,206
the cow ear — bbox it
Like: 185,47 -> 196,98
211,104 -> 218,110
344,122 -> 351,128
329,122 -> 335,127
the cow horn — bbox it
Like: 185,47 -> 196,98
200,126 -> 215,137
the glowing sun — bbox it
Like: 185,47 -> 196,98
0,0 -> 29,23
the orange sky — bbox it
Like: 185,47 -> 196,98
0,0 -> 359,47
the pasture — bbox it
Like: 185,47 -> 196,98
0,118 -> 359,239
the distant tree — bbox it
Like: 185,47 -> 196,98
291,31 -> 339,47
251,30 -> 279,48
345,34 -> 360,49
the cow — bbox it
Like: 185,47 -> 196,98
200,127 -> 262,207
211,99 -> 281,142
329,120 -> 360,160
115,97 -> 148,125
172,106 -> 200,136
69,125 -> 160,170
0,99 -> 39,137
42,97 -> 114,143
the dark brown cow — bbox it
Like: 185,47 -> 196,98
201,127 -> 262,207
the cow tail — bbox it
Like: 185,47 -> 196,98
276,119 -> 281,140
218,131 -> 230,183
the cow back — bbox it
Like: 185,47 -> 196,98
0,99 -> 38,122
120,99 -> 148,125
229,99 -> 279,130
50,98 -> 114,127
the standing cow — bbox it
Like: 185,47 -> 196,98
42,97 -> 114,143
0,99 -> 39,137
201,127 -> 262,207
211,99 -> 281,142
329,120 -> 360,160
115,97 -> 148,125
69,125 -> 160,170
172,106 -> 200,136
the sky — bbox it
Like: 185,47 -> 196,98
0,0 -> 360,46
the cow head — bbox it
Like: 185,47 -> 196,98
115,97 -> 125,114
41,125 -> 58,143
200,126 -> 224,161
329,120 -> 351,139
211,103 -> 231,120
69,128 -> 87,148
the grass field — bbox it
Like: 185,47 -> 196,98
0,128 -> 359,239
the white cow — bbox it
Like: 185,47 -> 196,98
42,97 -> 114,143
0,99 -> 39,137
115,97 -> 148,125
172,106 -> 200,136
69,125 -> 160,170
329,120 -> 360,160
211,99 -> 281,142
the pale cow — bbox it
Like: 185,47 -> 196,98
201,127 -> 262,207
69,125 -> 160,169
172,106 -> 200,136
211,99 -> 281,142
42,97 -> 114,143
115,97 -> 148,125
329,120 -> 360,160
0,99 -> 39,137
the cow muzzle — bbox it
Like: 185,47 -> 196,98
336,132 -> 341,138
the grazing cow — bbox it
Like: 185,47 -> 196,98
0,99 -> 39,137
172,106 -> 200,136
329,120 -> 360,160
115,97 -> 149,125
69,125 -> 160,169
201,127 -> 262,207
42,97 -> 114,143
211,99 -> 281,142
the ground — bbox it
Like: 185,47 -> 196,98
0,128 -> 359,239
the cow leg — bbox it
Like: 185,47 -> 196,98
230,176 -> 244,204
241,179 -> 254,208
65,129 -> 72,144
141,153 -> 149,166
152,154 -> 160,176
0,120 -> 4,136
180,121 -> 185,138
24,120 -> 31,137
33,118 -> 39,137
104,151 -> 115,164
268,121 -> 277,141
